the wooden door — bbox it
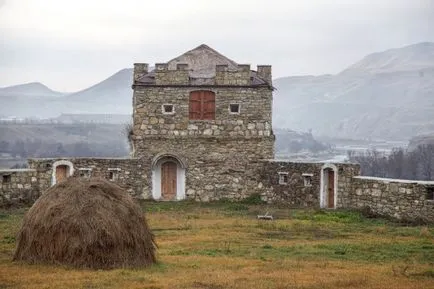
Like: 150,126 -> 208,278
56,165 -> 68,183
161,162 -> 177,200
327,170 -> 335,208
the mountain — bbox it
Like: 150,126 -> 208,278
0,82 -> 64,97
341,42 -> 434,75
273,42 -> 434,141
62,68 -> 133,114
0,82 -> 67,118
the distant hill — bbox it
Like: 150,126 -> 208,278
273,42 -> 434,141
0,82 -> 67,118
62,68 -> 133,114
341,42 -> 434,75
0,82 -> 64,97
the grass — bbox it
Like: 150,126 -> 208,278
0,201 -> 433,289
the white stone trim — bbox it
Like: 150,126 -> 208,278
108,168 -> 121,171
278,172 -> 288,185
51,160 -> 74,186
229,103 -> 241,114
151,155 -> 186,201
161,104 -> 175,115
320,163 -> 338,209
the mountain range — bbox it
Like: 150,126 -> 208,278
1,42 -> 433,141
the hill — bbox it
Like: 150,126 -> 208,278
273,42 -> 434,141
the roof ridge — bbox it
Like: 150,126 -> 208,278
167,44 -> 238,66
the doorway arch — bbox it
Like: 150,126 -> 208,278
151,154 -> 186,201
51,160 -> 74,186
320,163 -> 338,209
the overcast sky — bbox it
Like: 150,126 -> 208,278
1,0 -> 433,92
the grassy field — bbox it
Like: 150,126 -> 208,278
0,200 -> 433,289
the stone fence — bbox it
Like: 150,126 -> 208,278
0,169 -> 40,207
344,176 -> 434,223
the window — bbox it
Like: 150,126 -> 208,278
108,168 -> 121,181
2,175 -> 11,183
79,168 -> 92,179
162,104 -> 174,114
427,187 -> 434,201
189,90 -> 215,120
278,172 -> 288,185
302,173 -> 313,187
229,104 -> 240,114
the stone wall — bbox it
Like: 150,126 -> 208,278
132,86 -> 273,142
257,161 -> 360,208
27,158 -> 148,199
344,176 -> 434,223
0,169 -> 40,207
131,81 -> 274,202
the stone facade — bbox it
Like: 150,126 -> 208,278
257,161 -> 360,207
131,44 -> 274,201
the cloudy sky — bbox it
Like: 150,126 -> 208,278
1,0 -> 433,92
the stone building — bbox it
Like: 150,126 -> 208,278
1,44 -> 433,223
131,44 -> 274,201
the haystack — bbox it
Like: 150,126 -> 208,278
13,177 -> 156,269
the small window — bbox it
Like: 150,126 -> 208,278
302,173 -> 313,187
108,168 -> 120,181
45,163 -> 52,169
2,175 -> 11,183
79,168 -> 92,179
278,172 -> 288,185
229,104 -> 240,114
162,104 -> 174,114
427,187 -> 434,201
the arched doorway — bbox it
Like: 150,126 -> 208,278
151,155 -> 186,201
51,160 -> 74,186
320,164 -> 337,209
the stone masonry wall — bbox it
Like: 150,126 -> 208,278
257,162 -> 360,207
27,158 -> 148,199
132,86 -> 273,142
343,176 -> 434,223
0,169 -> 40,207
132,83 -> 274,202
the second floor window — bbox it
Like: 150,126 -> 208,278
189,90 -> 215,120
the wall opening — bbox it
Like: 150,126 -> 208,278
427,187 -> 434,201
51,160 -> 74,186
2,175 -> 11,184
278,172 -> 288,185
151,155 -> 186,201
320,164 -> 338,209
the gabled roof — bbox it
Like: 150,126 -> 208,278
167,44 -> 238,78
136,44 -> 269,86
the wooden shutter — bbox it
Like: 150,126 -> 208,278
189,91 -> 201,120
202,91 -> 215,120
189,90 -> 215,120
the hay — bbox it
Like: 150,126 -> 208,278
13,177 -> 156,269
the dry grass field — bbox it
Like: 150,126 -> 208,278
0,199 -> 433,289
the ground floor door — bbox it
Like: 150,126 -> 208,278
327,170 -> 335,208
161,161 -> 177,200
56,165 -> 68,183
